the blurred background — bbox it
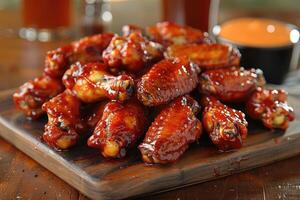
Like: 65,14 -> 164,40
1,0 -> 300,36
0,0 -> 299,90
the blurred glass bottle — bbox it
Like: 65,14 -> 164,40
21,0 -> 73,41
162,0 -> 219,33
80,0 -> 112,36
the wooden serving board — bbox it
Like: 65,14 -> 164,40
0,89 -> 300,200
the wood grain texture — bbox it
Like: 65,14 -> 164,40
0,137 -> 89,200
0,89 -> 300,200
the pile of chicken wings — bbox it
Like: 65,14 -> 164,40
13,22 -> 295,164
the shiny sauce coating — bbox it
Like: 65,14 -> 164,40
137,58 -> 200,106
88,100 -> 148,158
147,21 -> 211,47
42,90 -> 85,150
246,87 -> 295,130
139,95 -> 202,164
166,43 -> 240,70
201,96 -> 248,151
199,67 -> 265,102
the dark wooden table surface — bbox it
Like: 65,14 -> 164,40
1,35 -> 300,200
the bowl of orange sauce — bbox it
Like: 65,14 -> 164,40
213,17 -> 300,84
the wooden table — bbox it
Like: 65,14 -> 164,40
1,37 -> 300,200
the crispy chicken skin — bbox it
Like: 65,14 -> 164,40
137,58 -> 200,106
246,87 -> 295,130
146,21 -> 211,47
165,43 -> 240,70
139,95 -> 202,164
44,33 -> 114,78
13,75 -> 64,119
102,32 -> 163,73
42,90 -> 86,150
199,67 -> 266,103
88,100 -> 148,158
62,62 -> 134,103
201,96 -> 248,151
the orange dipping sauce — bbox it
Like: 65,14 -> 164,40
218,18 -> 293,47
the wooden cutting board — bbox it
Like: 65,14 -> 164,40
0,89 -> 300,200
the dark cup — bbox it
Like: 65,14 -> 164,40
214,24 -> 300,84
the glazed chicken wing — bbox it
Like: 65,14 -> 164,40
42,90 -> 86,150
13,75 -> 64,119
102,32 -> 163,73
137,58 -> 200,106
165,43 -> 240,70
146,21 -> 211,47
139,95 -> 202,164
122,24 -> 143,36
246,87 -> 295,130
201,96 -> 248,151
44,33 -> 114,78
88,100 -> 148,158
62,62 -> 134,103
199,67 -> 266,103
44,45 -> 73,78
84,101 -> 109,129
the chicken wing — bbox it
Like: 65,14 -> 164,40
122,24 -> 143,36
62,62 -> 134,103
83,100 -> 109,129
137,58 -> 200,106
246,87 -> 295,130
13,75 -> 64,119
146,21 -> 211,47
201,96 -> 248,151
102,32 -> 163,73
44,33 -> 114,78
165,43 -> 240,70
88,100 -> 148,158
42,90 -> 86,150
199,67 -> 265,103
139,95 -> 202,164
